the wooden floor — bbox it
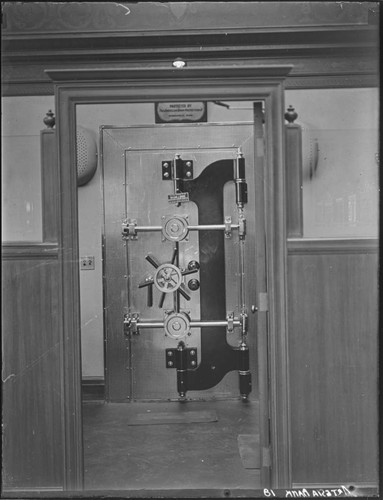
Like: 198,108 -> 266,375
82,399 -> 261,493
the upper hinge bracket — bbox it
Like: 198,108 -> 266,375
162,159 -> 194,180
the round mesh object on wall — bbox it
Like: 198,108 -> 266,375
76,126 -> 98,186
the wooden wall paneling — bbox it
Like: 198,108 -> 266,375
285,123 -> 303,237
287,244 -> 378,486
41,128 -> 58,242
1,248 -> 64,490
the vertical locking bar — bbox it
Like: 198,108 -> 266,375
173,154 -> 182,194
238,341 -> 252,400
147,284 -> 153,307
173,154 -> 183,207
175,341 -> 188,398
234,151 -> 251,400
173,243 -> 180,313
234,153 -> 248,208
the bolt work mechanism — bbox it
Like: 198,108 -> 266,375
123,152 -> 252,400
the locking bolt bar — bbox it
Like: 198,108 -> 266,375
173,242 -> 181,312
180,268 -> 199,277
188,223 -> 239,231
178,284 -> 191,301
138,276 -> 154,288
133,225 -> 162,232
171,246 -> 178,265
145,253 -> 161,269
123,222 -> 241,236
191,320 -> 241,328
159,292 -> 166,309
126,223 -> 240,232
123,317 -> 241,329
147,284 -> 153,307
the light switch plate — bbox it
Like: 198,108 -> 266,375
80,256 -> 95,270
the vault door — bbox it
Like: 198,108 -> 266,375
103,124 -> 257,402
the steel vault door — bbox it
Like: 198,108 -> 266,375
102,123 -> 257,402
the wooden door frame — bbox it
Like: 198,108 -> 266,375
47,65 -> 292,491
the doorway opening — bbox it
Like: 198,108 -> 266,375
78,100 -> 268,492
49,64 -> 292,493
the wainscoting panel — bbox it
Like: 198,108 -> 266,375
287,239 -> 378,486
2,246 -> 63,489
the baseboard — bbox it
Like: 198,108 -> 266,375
82,376 -> 105,402
1,487 -> 64,497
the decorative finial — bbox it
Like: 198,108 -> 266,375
285,105 -> 298,124
43,109 -> 55,129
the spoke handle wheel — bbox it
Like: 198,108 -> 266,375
154,263 -> 183,293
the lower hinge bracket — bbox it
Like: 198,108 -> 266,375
165,348 -> 198,369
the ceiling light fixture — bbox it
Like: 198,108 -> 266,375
172,57 -> 187,69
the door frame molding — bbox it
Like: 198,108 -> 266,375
47,65 -> 292,490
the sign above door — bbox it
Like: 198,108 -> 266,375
155,101 -> 207,123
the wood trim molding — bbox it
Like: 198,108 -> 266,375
2,21 -> 378,98
265,86 -> 292,488
2,73 -> 379,97
285,124 -> 303,237
2,24 -> 375,38
287,238 -> 379,254
2,243 -> 59,259
51,64 -> 292,490
55,91 -> 83,492
46,65 -> 294,83
286,74 -> 378,89
3,25 -> 377,54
